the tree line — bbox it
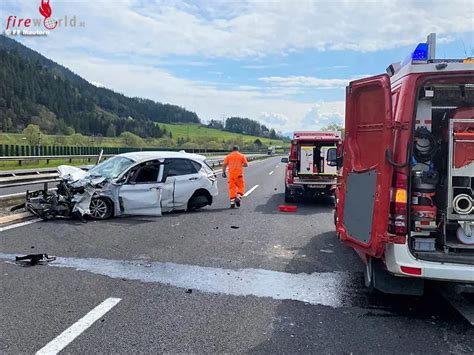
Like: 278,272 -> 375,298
0,37 -> 199,139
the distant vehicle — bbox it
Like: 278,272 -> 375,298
336,34 -> 474,296
284,131 -> 342,202
25,151 -> 218,220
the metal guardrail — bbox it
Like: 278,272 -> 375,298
0,155 -> 267,191
0,154 -> 114,166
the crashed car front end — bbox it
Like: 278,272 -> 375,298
25,165 -> 114,220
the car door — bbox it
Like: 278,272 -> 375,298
336,74 -> 394,258
118,160 -> 164,216
163,158 -> 201,209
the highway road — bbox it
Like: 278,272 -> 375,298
0,156 -> 472,354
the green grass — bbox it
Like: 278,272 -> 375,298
161,123 -> 286,146
0,123 -> 288,148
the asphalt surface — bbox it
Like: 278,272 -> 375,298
0,156 -> 473,354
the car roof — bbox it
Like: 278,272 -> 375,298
117,151 -> 207,163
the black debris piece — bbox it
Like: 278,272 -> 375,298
15,254 -> 56,265
230,226 -> 239,229
185,289 -> 193,294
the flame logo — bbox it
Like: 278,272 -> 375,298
39,0 -> 52,18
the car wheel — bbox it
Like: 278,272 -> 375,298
89,197 -> 113,220
187,192 -> 210,211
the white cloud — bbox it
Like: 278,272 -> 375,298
5,0 -> 473,59
259,112 -> 289,127
259,76 -> 349,88
58,56 -> 344,132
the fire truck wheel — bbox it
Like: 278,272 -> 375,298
284,188 -> 295,203
364,257 -> 375,292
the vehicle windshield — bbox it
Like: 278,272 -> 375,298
87,156 -> 135,179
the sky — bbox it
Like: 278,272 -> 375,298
1,0 -> 473,134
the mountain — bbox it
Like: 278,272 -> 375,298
0,36 -> 200,139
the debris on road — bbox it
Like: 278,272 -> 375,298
15,253 -> 56,265
185,288 -> 193,294
230,225 -> 239,229
278,205 -> 298,212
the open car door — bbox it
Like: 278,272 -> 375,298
336,74 -> 394,257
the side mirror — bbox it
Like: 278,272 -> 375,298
326,148 -> 337,167
281,157 -> 289,163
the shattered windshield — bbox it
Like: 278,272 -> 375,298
87,156 -> 135,179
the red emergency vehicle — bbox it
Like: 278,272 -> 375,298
335,34 -> 473,295
284,131 -> 342,202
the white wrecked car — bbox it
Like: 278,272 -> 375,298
25,151 -> 218,220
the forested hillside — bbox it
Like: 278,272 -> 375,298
0,36 -> 199,138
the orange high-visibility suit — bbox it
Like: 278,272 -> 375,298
223,151 -> 248,201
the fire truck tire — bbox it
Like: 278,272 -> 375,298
284,188 -> 295,203
364,257 -> 375,292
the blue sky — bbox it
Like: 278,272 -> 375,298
2,0 -> 473,133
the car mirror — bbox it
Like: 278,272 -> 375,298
326,148 -> 337,166
281,157 -> 289,163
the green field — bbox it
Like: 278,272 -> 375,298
160,123 -> 285,146
0,123 -> 288,149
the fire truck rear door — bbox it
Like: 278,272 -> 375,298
337,74 -> 394,257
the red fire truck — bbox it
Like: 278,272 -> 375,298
335,34 -> 473,297
284,131 -> 342,202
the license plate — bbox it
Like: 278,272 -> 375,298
308,185 -> 325,188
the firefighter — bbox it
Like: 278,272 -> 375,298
222,146 -> 248,208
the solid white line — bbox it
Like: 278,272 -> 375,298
269,171 -> 274,175
36,297 -> 122,355
0,218 -> 41,232
244,185 -> 259,197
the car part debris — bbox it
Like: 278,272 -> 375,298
10,203 -> 26,212
279,205 -> 298,212
15,253 -> 56,265
230,225 -> 239,229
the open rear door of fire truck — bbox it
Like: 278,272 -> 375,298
337,74 -> 395,257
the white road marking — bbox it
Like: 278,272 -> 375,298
269,171 -> 274,175
0,219 -> 41,232
0,253 -> 353,308
244,185 -> 259,197
36,297 -> 122,355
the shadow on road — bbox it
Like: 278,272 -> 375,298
250,232 -> 473,353
254,193 -> 334,216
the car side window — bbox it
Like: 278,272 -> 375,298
190,160 -> 202,172
166,159 -> 198,177
130,162 -> 161,183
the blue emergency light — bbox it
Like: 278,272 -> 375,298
411,43 -> 429,63
401,42 -> 429,66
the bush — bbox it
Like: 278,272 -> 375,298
120,131 -> 145,147
22,124 -> 42,146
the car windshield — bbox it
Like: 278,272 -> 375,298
87,156 -> 135,179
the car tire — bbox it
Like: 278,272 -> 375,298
88,197 -> 114,220
187,192 -> 211,211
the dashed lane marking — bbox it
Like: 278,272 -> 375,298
36,297 -> 122,355
244,185 -> 259,197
